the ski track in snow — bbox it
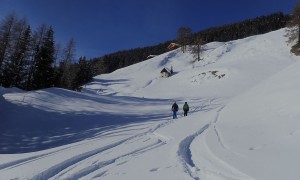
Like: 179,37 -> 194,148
186,103 -> 253,180
51,140 -> 164,180
177,99 -> 226,180
178,124 -> 210,179
1,91 -> 233,179
51,119 -> 176,179
34,139 -> 144,179
0,150 -> 63,171
212,105 -> 245,157
32,137 -> 137,180
0,139 -> 102,171
213,106 -> 227,149
2,99 -> 221,180
17,117 -> 175,179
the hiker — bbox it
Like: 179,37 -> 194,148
172,101 -> 179,119
183,102 -> 189,116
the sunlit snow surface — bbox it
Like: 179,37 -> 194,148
1,29 -> 300,179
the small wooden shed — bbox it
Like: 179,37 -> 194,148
160,68 -> 171,78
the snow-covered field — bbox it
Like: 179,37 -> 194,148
1,28 -> 300,179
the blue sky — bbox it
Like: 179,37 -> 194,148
0,0 -> 298,58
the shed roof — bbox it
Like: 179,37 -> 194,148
161,68 -> 171,73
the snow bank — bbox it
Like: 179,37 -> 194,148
209,56 -> 300,180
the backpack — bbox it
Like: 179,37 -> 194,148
183,103 -> 189,111
173,103 -> 178,111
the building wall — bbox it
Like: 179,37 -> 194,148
161,72 -> 170,78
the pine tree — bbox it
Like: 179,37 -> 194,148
26,24 -> 48,90
0,13 -> 18,85
15,25 -> 31,88
31,26 -> 55,89
2,19 -> 31,88
72,56 -> 93,89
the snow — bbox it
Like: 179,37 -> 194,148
1,28 -> 300,179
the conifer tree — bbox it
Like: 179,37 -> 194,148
72,56 -> 93,89
0,13 -> 18,85
31,26 -> 55,89
2,22 -> 31,88
26,24 -> 48,90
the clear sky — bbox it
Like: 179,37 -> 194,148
0,0 -> 298,59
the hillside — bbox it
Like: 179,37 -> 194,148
1,28 -> 300,179
88,28 -> 294,98
90,12 -> 289,76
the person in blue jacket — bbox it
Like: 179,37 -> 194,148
172,101 -> 179,119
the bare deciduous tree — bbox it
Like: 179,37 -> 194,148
191,36 -> 204,62
286,2 -> 300,54
177,27 -> 192,53
60,38 -> 76,89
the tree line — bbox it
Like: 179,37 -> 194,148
0,12 -> 291,91
177,12 -> 289,62
192,12 -> 289,44
0,13 -> 93,91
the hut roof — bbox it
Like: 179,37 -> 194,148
161,68 -> 171,73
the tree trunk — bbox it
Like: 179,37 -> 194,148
298,22 -> 300,46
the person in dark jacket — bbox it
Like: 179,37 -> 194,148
172,101 -> 179,119
183,102 -> 189,116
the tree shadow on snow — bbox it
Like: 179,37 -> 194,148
88,78 -> 129,86
0,94 -> 169,154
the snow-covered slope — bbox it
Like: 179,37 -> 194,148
1,28 -> 300,179
87,29 -> 295,99
205,59 -> 300,180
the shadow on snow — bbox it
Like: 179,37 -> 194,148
0,89 -> 169,154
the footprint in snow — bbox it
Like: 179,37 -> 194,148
149,168 -> 159,172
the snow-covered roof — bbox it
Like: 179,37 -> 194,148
160,67 -> 171,73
